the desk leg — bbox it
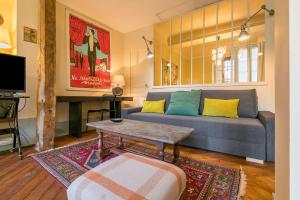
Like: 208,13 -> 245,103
69,102 -> 82,137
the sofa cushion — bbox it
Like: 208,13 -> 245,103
166,90 -> 201,116
202,98 -> 240,118
146,92 -> 172,111
141,99 -> 165,113
200,89 -> 258,118
127,112 -> 265,144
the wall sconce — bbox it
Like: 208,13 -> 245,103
142,36 -> 153,58
239,5 -> 275,41
0,14 -> 11,49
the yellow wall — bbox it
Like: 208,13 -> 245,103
0,0 -> 17,55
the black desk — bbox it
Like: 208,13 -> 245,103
0,95 -> 30,159
56,96 -> 133,137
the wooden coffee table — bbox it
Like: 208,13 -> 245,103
87,119 -> 194,163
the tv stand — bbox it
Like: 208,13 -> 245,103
0,95 -> 29,159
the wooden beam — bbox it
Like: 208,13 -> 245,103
36,0 -> 56,151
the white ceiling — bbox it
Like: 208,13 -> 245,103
57,0 -> 219,33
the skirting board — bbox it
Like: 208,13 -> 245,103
246,157 -> 264,164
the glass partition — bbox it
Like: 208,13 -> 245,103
153,0 -> 266,86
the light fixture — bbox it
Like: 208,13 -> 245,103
142,36 -> 153,58
0,14 -> 11,49
238,5 -> 275,41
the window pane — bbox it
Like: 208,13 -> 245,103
192,9 -> 204,84
161,21 -> 171,86
154,23 -> 162,86
216,0 -> 233,83
171,16 -> 181,85
204,4 -> 217,84
238,48 -> 248,82
251,47 -> 258,82
181,13 -> 192,85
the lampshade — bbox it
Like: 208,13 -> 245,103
238,28 -> 250,41
0,26 -> 11,49
111,74 -> 125,86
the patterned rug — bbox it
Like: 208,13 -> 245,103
31,137 -> 245,200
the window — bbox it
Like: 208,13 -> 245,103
154,0 -> 266,86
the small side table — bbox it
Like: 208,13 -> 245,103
0,95 -> 30,160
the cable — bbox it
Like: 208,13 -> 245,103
18,98 -> 27,112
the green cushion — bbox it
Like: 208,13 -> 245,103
166,90 -> 201,116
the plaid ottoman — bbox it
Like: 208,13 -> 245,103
67,153 -> 186,200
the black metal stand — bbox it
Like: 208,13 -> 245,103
0,95 -> 29,160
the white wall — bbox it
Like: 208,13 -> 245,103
17,0 -> 39,119
123,2 -> 275,113
289,0 -> 300,199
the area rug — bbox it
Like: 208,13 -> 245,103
31,137 -> 246,200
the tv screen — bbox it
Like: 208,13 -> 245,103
0,53 -> 26,93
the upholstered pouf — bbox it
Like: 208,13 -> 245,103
67,153 -> 186,200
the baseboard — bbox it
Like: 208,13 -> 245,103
246,157 -> 264,164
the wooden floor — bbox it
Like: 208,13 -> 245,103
0,131 -> 274,200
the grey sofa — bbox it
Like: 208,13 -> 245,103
122,89 -> 275,162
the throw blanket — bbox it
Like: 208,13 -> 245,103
67,153 -> 186,200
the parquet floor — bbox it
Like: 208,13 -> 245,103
0,131 -> 274,200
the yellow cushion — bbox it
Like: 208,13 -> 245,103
202,98 -> 240,118
141,100 -> 165,114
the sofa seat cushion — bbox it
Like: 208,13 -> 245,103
127,113 -> 265,144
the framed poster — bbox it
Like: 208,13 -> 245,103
66,10 -> 111,91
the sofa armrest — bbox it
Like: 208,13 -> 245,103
258,111 -> 275,161
121,107 -> 142,118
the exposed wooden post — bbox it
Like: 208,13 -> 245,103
36,0 -> 56,151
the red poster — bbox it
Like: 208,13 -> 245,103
69,14 -> 110,90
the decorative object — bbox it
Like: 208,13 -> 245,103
23,26 -> 37,44
142,36 -> 153,58
111,74 -> 125,96
239,4 -> 275,41
110,74 -> 125,121
31,137 -> 246,199
0,14 -> 11,49
66,10 -> 111,91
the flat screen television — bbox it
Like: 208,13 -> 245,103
0,53 -> 26,93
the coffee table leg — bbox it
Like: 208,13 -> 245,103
97,130 -> 104,160
173,143 -> 180,163
158,143 -> 166,161
118,137 -> 124,149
